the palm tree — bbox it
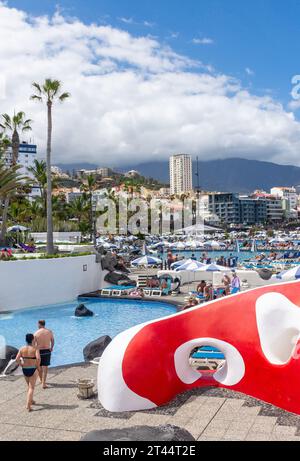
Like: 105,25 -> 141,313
31,79 -> 70,254
0,132 -> 10,158
0,112 -> 32,244
80,174 -> 97,241
0,112 -> 32,165
0,162 -> 24,198
68,196 -> 89,225
28,159 -> 47,210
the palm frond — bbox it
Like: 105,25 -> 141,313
23,119 -> 33,126
1,114 -> 12,130
0,162 -> 24,197
32,82 -> 42,94
59,92 -> 71,101
30,95 -> 42,102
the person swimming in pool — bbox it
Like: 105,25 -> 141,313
34,320 -> 55,389
16,334 -> 41,412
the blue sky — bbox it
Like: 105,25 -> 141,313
8,0 -> 300,107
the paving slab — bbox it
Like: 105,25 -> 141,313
1,364 -> 300,441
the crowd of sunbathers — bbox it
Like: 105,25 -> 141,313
182,271 -> 241,311
163,251 -> 239,270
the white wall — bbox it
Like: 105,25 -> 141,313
0,255 -> 103,312
31,232 -> 82,243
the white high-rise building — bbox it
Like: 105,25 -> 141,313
270,187 -> 298,210
169,154 -> 193,195
3,142 -> 40,198
3,142 -> 37,177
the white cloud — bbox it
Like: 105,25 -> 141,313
192,37 -> 214,45
245,67 -> 255,76
143,21 -> 155,28
288,99 -> 300,111
118,17 -> 135,25
118,17 -> 155,28
169,32 -> 179,39
0,3 -> 300,168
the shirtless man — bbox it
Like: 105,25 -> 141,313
34,320 -> 54,389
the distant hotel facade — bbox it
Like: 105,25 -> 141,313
3,142 -> 39,198
199,192 -> 284,225
169,154 -> 193,195
4,142 -> 37,177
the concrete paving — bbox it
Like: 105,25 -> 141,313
1,364 -> 300,441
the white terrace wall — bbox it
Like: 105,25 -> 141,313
0,255 -> 102,312
31,232 -> 81,243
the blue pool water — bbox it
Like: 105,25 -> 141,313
159,250 -> 266,264
0,298 -> 176,367
182,250 -> 254,262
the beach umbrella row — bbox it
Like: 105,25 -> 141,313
276,266 -> 300,281
175,259 -> 206,271
131,255 -> 162,267
175,261 -> 226,272
170,259 -> 188,269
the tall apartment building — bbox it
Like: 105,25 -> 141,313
3,142 -> 40,198
169,154 -> 193,195
3,142 -> 37,177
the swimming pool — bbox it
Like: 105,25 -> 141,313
160,250 -> 272,264
0,298 -> 177,367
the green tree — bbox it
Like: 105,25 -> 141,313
28,159 -> 47,210
80,174 -> 97,241
0,132 -> 10,158
0,112 -> 32,165
31,79 -> 70,254
68,196 -> 89,225
0,112 -> 32,244
0,162 -> 24,198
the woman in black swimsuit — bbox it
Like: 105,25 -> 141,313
16,334 -> 41,412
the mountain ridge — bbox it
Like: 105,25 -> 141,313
57,158 -> 300,193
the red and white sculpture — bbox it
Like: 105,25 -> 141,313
98,280 -> 300,414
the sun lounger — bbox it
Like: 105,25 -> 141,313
102,285 -> 135,297
137,275 -> 150,288
18,243 -> 36,253
151,290 -> 162,297
191,346 -> 226,371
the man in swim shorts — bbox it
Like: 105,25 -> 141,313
34,320 -> 55,389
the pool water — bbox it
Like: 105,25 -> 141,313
161,250 -> 271,264
0,298 -> 176,367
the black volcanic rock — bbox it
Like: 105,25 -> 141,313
104,272 -> 132,285
75,304 -> 94,317
83,336 -> 112,361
